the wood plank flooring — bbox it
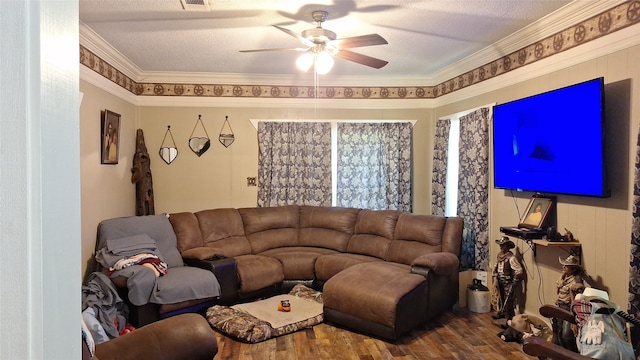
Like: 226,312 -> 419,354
212,306 -> 536,360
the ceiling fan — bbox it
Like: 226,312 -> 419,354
240,10 -> 388,73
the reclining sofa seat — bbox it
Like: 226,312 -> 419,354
94,214 -> 221,327
322,212 -> 463,339
170,206 -> 361,301
168,205 -> 463,339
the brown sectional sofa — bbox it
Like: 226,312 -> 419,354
169,205 -> 463,340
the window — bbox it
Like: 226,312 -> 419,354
445,118 -> 460,216
254,120 -> 414,211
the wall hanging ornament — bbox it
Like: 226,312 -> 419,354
189,114 -> 211,157
159,125 -> 178,165
219,115 -> 235,148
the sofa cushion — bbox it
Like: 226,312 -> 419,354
168,212 -> 204,254
386,213 -> 448,265
298,206 -> 359,251
98,214 -> 184,268
181,246 -> 221,261
234,254 -> 284,294
347,209 -> 401,259
260,247 -> 339,280
239,206 -> 300,253
314,253 -> 382,282
195,208 -> 252,257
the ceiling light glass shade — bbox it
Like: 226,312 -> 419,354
296,52 -> 314,72
315,51 -> 334,75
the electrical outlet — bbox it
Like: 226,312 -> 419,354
247,177 -> 257,186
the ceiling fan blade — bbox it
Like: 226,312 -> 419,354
335,50 -> 388,69
272,25 -> 315,47
330,34 -> 387,50
240,47 -> 308,53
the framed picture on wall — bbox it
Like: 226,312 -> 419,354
520,196 -> 553,228
101,109 -> 121,164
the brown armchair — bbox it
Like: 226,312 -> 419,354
83,313 -> 218,360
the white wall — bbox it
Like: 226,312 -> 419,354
0,1 -> 79,358
80,80 -> 137,278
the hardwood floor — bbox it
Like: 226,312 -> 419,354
212,306 -> 537,360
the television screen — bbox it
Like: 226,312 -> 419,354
492,77 -> 609,197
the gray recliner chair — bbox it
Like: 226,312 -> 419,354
94,214 -> 221,327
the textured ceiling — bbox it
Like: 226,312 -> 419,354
79,0 -> 573,78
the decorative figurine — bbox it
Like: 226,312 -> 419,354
492,236 -> 524,320
553,254 -> 586,352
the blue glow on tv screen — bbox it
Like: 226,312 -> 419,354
492,77 -> 609,197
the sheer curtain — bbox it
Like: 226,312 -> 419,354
456,107 -> 491,271
336,122 -> 412,211
257,122 -> 332,207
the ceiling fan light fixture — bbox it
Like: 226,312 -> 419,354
296,52 -> 314,72
315,51 -> 334,75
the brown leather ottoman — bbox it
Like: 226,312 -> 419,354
322,261 -> 428,340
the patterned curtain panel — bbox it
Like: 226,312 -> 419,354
257,122 -> 332,207
629,129 -> 640,315
336,122 -> 412,211
456,108 -> 490,271
431,119 -> 451,216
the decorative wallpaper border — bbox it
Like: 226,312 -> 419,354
80,0 -> 640,100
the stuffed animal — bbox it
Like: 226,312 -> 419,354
498,326 -> 523,342
498,314 -> 553,343
511,314 -> 553,342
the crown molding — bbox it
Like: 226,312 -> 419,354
80,65 -> 139,105
79,0 -> 640,109
80,21 -> 142,80
133,94 -> 434,109
431,22 -> 640,107
79,22 -> 428,88
135,71 -> 432,88
81,20 -> 640,109
429,0 -> 627,83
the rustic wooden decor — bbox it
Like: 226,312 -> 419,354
131,129 -> 155,216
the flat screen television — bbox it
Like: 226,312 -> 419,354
492,77 -> 610,197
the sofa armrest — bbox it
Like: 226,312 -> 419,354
94,313 -> 217,360
411,252 -> 459,276
183,257 -> 238,305
539,304 -> 575,323
181,246 -> 225,260
522,336 -> 590,360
